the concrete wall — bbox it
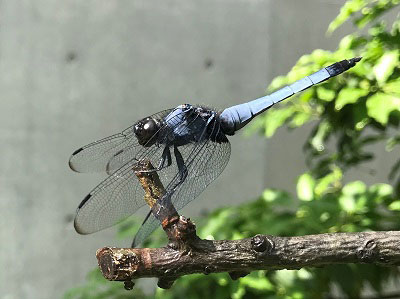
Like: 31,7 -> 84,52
1,0 -> 386,298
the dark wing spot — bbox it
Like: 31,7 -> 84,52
78,193 -> 92,209
114,149 -> 124,157
72,147 -> 83,155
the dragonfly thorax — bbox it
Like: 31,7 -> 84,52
165,105 -> 218,146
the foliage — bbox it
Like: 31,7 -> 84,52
249,0 -> 400,193
65,1 -> 400,298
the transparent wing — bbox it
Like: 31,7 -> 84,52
74,144 -> 162,234
132,120 -> 231,247
68,127 -> 138,174
68,109 -> 174,174
131,212 -> 160,247
73,108 -> 200,234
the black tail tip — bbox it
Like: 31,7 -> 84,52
326,56 -> 363,76
349,56 -> 362,65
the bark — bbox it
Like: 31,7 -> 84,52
97,231 -> 400,289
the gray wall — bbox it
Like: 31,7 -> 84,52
1,0 -> 389,298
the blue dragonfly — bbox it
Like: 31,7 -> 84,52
69,57 -> 361,246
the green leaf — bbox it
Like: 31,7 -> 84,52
317,86 -> 336,102
343,181 -> 367,195
355,1 -> 400,29
274,270 -> 296,287
240,276 -> 274,291
353,102 -> 370,130
366,92 -> 400,124
327,0 -> 367,33
389,201 -> 400,211
338,34 -> 357,51
339,195 -> 357,213
369,183 -> 393,198
373,50 -> 399,85
297,269 -> 313,280
335,88 -> 369,110
262,189 -> 293,206
268,75 -> 288,91
315,167 -> 343,195
263,107 -> 295,137
363,39 -> 384,61
338,182 -> 368,214
297,173 -> 315,201
290,111 -> 312,127
352,62 -> 373,78
311,120 -> 331,152
383,79 -> 400,96
232,285 -> 246,299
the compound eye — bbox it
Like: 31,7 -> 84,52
142,118 -> 157,137
134,117 -> 159,146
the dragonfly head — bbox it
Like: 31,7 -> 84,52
134,117 -> 160,146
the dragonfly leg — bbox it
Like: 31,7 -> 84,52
152,145 -> 188,216
140,145 -> 172,173
173,144 -> 188,189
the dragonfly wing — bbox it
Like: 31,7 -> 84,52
131,212 -> 159,247
170,133 -> 231,211
68,126 -> 139,173
104,109 -> 179,174
73,108 -> 188,234
69,109 -> 175,174
74,144 -> 162,234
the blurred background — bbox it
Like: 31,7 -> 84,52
1,0 -> 399,298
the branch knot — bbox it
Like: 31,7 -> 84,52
251,234 -> 274,254
357,239 -> 379,262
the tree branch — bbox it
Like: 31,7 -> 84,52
97,231 -> 400,288
96,161 -> 400,289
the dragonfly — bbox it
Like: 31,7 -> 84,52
69,57 -> 361,247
